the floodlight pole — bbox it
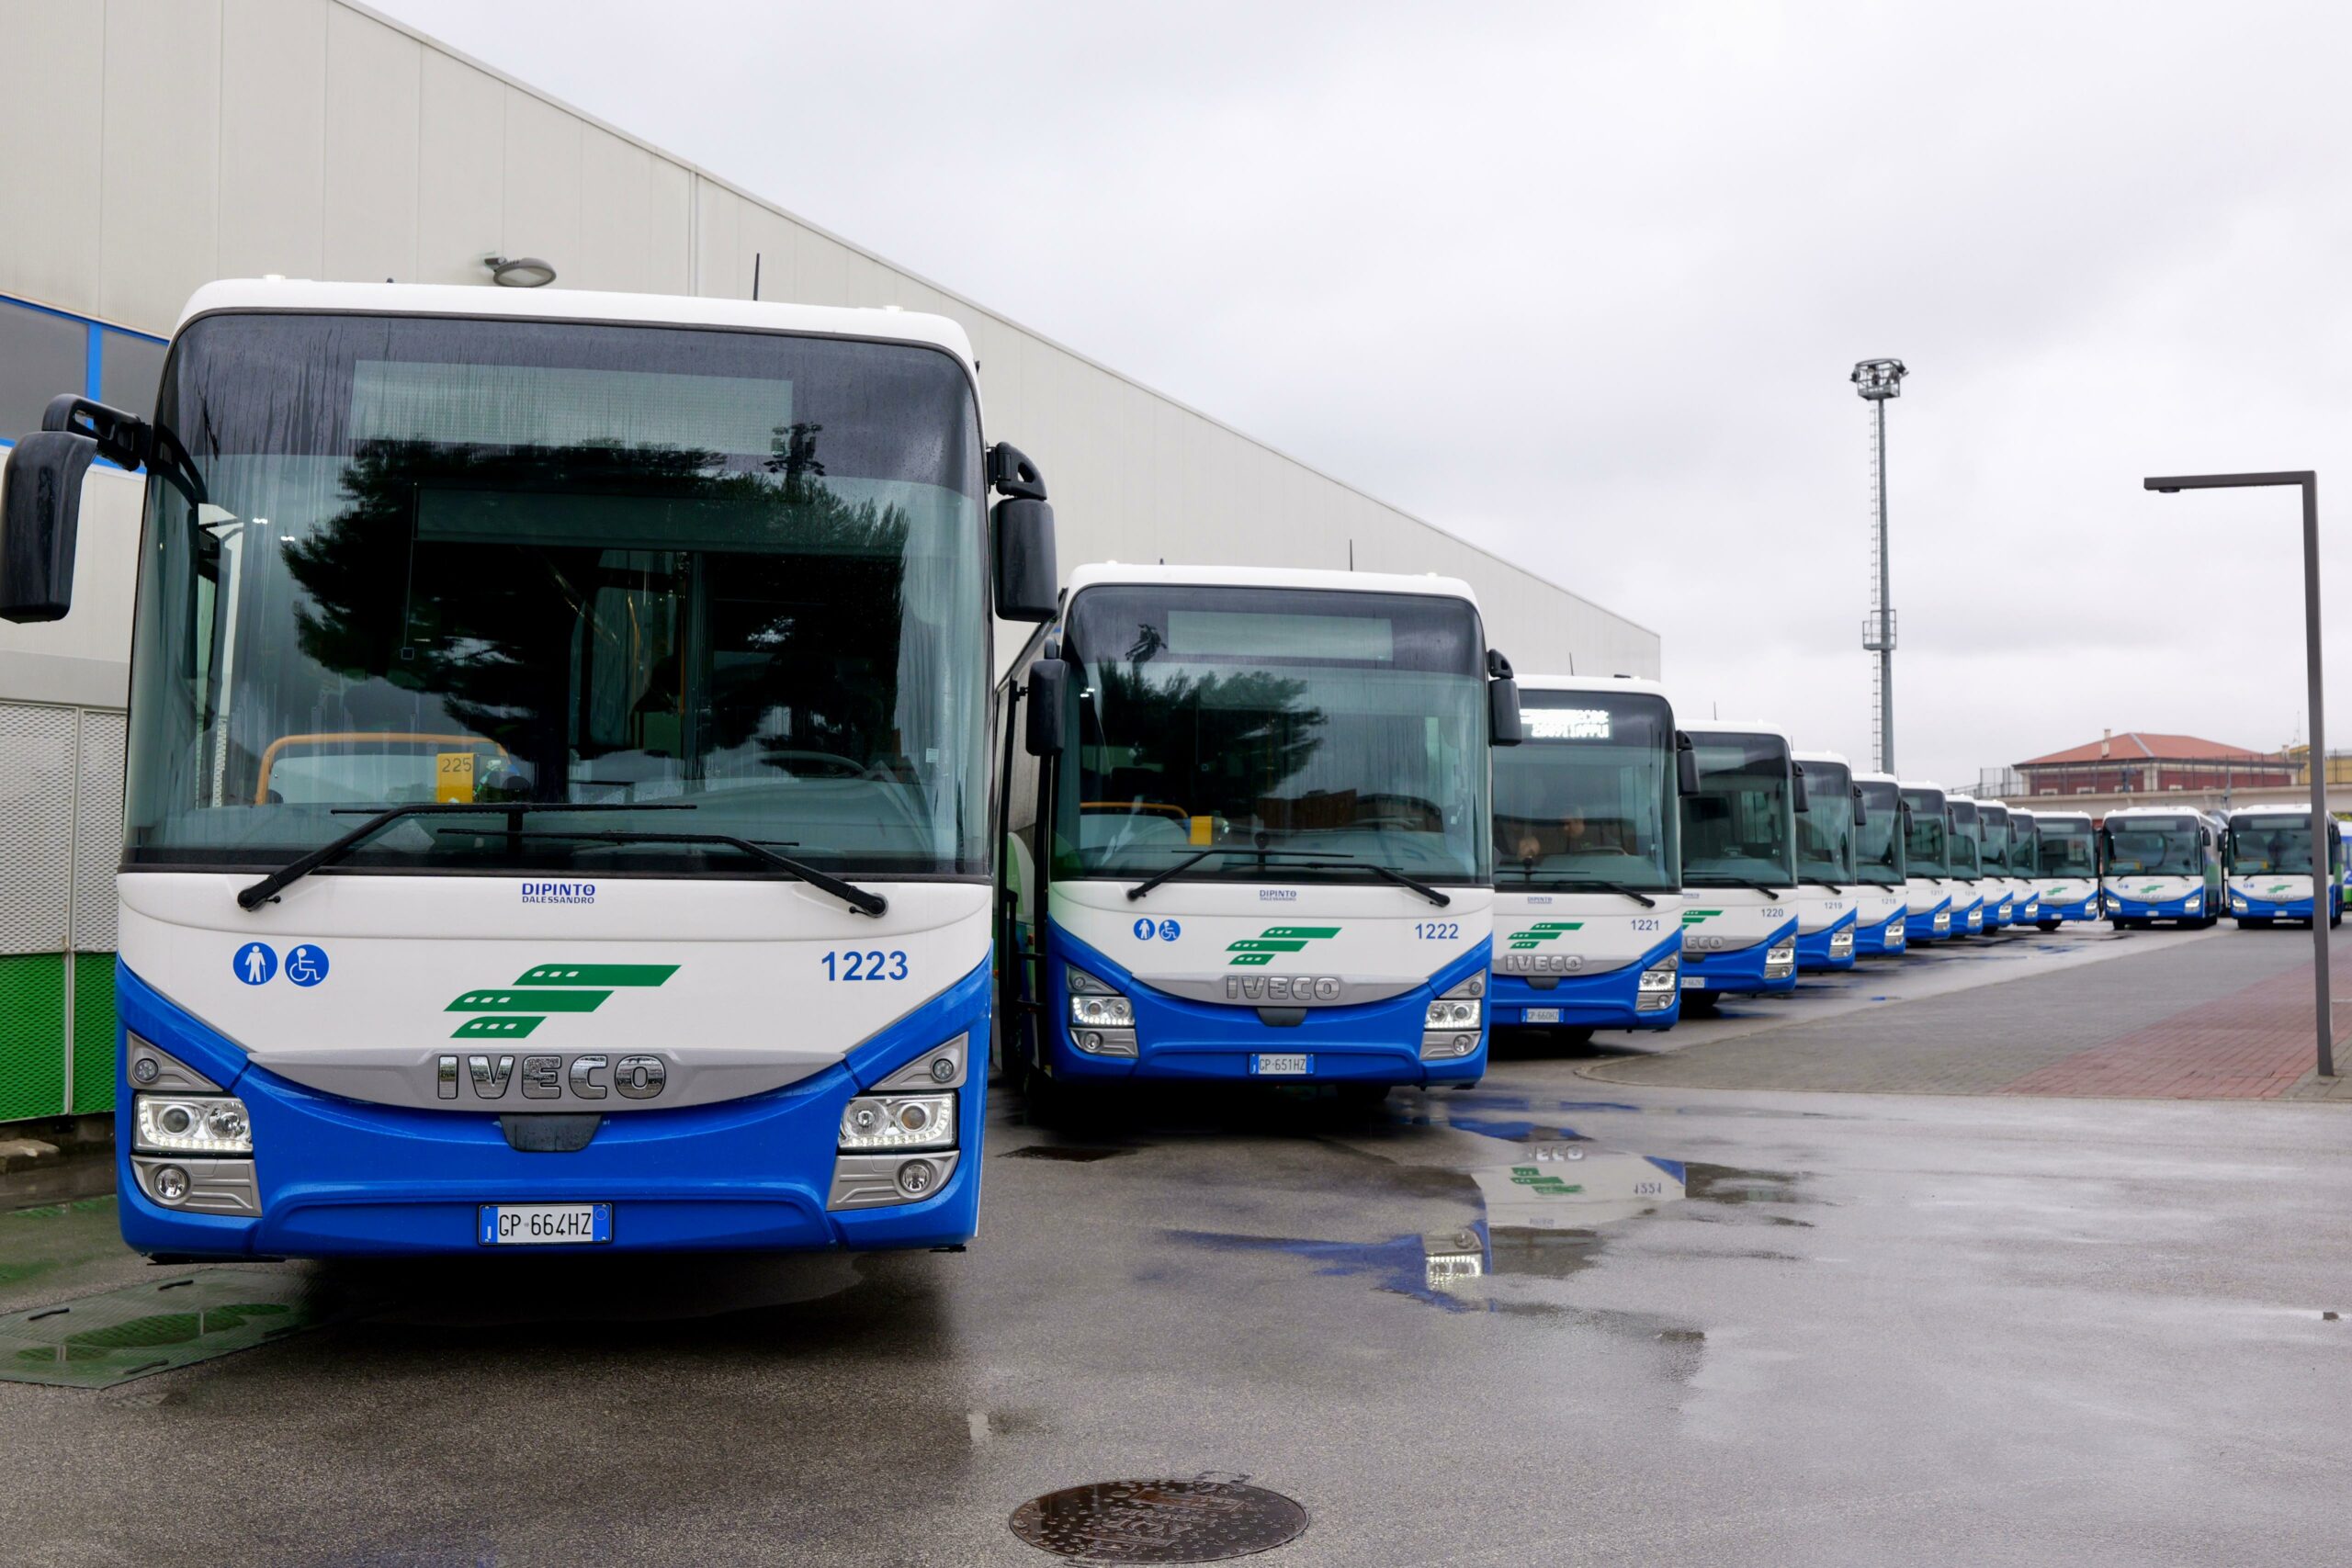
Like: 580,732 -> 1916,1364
2145,471 -> 2331,1078
1854,358 -> 1908,773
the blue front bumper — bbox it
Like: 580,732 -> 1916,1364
1681,920 -> 1799,997
2038,893 -> 2100,923
1854,910 -> 1908,957
1490,931 -> 1681,1031
1795,910 -> 1859,973
1041,922 -> 1489,1085
2109,891 -> 2205,920
1983,895 -> 2014,929
1905,899 -> 1952,944
112,959 -> 990,1260
2231,888 -> 2336,920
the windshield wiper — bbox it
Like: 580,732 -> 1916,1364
518,830 -> 887,918
236,801 -> 695,911
1286,860 -> 1451,908
1125,848 -> 1351,902
1505,862 -> 1657,908
1686,874 -> 1789,898
1799,875 -> 1847,892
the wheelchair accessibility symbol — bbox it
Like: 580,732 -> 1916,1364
284,944 -> 331,987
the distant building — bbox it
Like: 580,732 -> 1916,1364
2015,730 -> 2292,796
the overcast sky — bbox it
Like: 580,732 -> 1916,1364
379,0 -> 2352,789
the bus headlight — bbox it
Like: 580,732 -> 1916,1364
1828,927 -> 1855,958
1635,953 -> 1679,1010
1933,909 -> 1951,932
838,1094 -> 956,1152
1067,967 -> 1134,1028
2232,895 -> 2248,913
134,1095 -> 254,1156
2185,894 -> 2201,913
1763,940 -> 1796,979
1425,998 -> 1482,1029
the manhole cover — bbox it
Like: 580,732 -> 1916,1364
1010,1476 -> 1307,1562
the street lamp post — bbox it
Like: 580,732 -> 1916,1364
2145,470 -> 2333,1078
1853,357 -> 1907,773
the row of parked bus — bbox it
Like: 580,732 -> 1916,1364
3,281 -> 2336,1262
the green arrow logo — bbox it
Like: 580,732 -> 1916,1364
1227,926 -> 1341,967
1505,920 -> 1585,951
1680,908 -> 1724,927
444,963 -> 677,1038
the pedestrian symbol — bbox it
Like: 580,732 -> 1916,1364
233,942 -> 278,986
285,944 -> 329,987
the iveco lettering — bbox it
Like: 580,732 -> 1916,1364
0,279 -> 1061,1258
996,565 -> 1521,1110
1673,719 -> 1800,1010
1489,676 -> 1686,1037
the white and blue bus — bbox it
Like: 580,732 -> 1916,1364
1972,800 -> 2018,931
2101,806 -> 2220,929
1792,750 -> 1860,973
2223,808 -> 2344,928
1849,770 -> 1909,956
1675,721 -> 1799,1011
0,279 -> 1059,1258
997,565 -> 1521,1109
2027,810 -> 2102,928
1897,781 -> 1955,943
2002,807 -> 2041,928
1488,677 -> 1685,1039
1943,795 -> 1988,934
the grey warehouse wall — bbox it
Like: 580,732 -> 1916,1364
0,0 -> 1659,682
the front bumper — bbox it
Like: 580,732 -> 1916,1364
112,959 -> 990,1259
2036,893 -> 2100,923
1854,911 -> 1908,957
2109,891 -> 2206,921
1795,911 -> 1859,973
2231,889 -> 2329,920
1490,931 -> 1682,1031
1680,921 -> 1800,997
1040,923 -> 1490,1085
1904,900 -> 1952,944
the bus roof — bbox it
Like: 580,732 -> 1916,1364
1852,769 -> 1899,786
1515,673 -> 1668,699
1680,717 -> 1792,745
1794,750 -> 1852,768
2103,805 -> 2206,820
1898,779 -> 1949,795
1065,562 -> 1482,608
175,278 -> 978,377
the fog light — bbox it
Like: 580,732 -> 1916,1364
152,1165 -> 190,1204
897,1158 -> 936,1197
131,1056 -> 160,1086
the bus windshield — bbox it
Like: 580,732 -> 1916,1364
1492,691 -> 1677,891
1977,807 -> 2010,874
124,311 -> 989,877
1901,788 -> 1949,875
1681,732 -> 1794,886
1795,760 -> 1855,883
1057,584 -> 1491,884
2230,816 -> 2321,875
2007,818 -> 2036,876
2037,820 -> 2097,876
1948,799 -> 1983,876
2104,815 -> 2199,874
1853,779 -> 1905,883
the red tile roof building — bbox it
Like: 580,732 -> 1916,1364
2016,731 -> 2293,796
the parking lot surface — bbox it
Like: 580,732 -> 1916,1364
5,925 -> 2349,1567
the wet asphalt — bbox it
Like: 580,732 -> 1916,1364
5,929 -> 2351,1566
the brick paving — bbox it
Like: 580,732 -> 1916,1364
1586,926 -> 2352,1102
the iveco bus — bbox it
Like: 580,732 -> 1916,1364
1849,771 -> 1909,956
1897,781 -> 1954,942
0,280 -> 1059,1258
1944,795 -> 1987,933
1792,750 -> 1860,972
1973,801 -> 2018,930
1675,720 -> 1799,1011
2003,807 -> 2041,927
2029,810 -> 2101,928
997,565 -> 1521,1107
2224,808 -> 2344,928
2101,806 -> 2219,928
1488,676 -> 1684,1039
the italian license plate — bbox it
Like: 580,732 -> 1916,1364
478,1202 -> 612,1246
1251,1053 -> 1312,1077
1523,1008 -> 1563,1023
1681,976 -> 1706,990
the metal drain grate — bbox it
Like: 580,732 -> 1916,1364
1010,1475 -> 1307,1562
0,1268 -> 359,1388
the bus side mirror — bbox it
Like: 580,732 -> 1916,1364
0,429 -> 98,623
1675,733 -> 1700,796
1851,787 -> 1867,828
991,497 -> 1057,623
1023,660 -> 1068,757
1791,764 -> 1813,811
1487,677 -> 1521,746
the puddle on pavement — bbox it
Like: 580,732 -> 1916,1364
1002,1144 -> 1135,1163
0,1267 -> 370,1388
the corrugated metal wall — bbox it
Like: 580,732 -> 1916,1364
0,0 -> 1658,682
